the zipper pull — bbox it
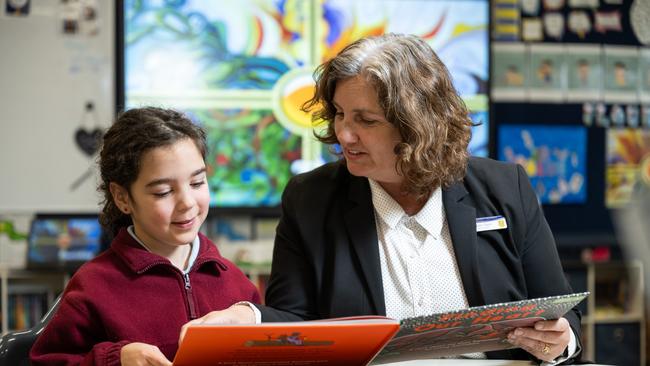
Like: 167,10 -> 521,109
183,272 -> 191,289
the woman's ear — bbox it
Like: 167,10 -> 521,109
109,182 -> 131,214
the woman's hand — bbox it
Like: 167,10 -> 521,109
120,342 -> 172,366
507,317 -> 571,362
178,303 -> 256,344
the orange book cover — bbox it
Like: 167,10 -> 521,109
173,316 -> 400,366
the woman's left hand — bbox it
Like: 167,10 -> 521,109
507,317 -> 571,362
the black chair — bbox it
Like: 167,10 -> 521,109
0,295 -> 61,366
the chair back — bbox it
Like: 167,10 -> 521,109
0,294 -> 61,366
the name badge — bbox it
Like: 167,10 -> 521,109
476,215 -> 508,232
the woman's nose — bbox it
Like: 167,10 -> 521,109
336,120 -> 358,144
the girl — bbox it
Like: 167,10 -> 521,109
31,107 -> 260,365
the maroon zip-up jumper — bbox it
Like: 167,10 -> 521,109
30,228 -> 260,366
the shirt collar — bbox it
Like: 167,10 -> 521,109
127,225 -> 200,274
368,179 -> 444,239
112,227 -> 225,274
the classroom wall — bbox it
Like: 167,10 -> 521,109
0,0 -> 114,213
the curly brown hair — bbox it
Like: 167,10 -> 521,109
98,107 -> 206,235
303,33 -> 473,199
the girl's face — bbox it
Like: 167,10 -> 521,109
333,76 -> 403,185
112,138 -> 210,252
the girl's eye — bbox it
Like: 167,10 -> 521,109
153,191 -> 171,198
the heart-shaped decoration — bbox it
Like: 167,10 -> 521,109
75,127 -> 103,156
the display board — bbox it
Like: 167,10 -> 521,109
491,0 -> 650,247
0,0 -> 114,212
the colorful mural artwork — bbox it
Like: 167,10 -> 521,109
124,0 -> 489,207
498,125 -> 587,204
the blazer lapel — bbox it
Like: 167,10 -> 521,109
343,175 -> 386,316
443,181 -> 485,307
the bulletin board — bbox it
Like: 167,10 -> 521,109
0,0 -> 114,212
491,0 -> 650,247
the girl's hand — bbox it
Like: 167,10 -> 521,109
120,342 -> 172,366
178,303 -> 255,344
507,317 -> 572,362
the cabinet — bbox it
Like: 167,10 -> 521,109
0,267 -> 68,335
564,260 -> 645,365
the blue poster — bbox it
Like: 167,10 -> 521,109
498,125 -> 587,204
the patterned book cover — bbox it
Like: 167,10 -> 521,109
372,292 -> 589,364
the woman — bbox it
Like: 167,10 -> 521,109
186,34 -> 581,363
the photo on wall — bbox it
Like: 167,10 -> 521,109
604,46 -> 640,103
528,43 -> 565,102
606,128 -> 650,208
566,44 -> 602,102
123,0 -> 490,208
492,42 -> 528,101
498,125 -> 587,204
640,49 -> 650,104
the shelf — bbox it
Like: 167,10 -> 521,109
1,269 -> 67,334
565,260 -> 645,365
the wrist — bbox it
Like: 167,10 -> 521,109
232,303 -> 256,323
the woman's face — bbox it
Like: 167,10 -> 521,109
333,76 -> 403,185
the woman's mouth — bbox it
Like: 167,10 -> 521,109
344,148 -> 365,159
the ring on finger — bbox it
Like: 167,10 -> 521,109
542,343 -> 551,355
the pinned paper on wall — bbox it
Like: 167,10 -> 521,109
60,0 -> 99,36
543,12 -> 565,39
606,129 -> 650,207
69,101 -> 103,192
604,46 -> 639,103
492,43 -> 528,101
528,44 -> 565,101
640,49 -> 650,103
5,0 -> 30,16
567,10 -> 591,38
631,0 -> 650,45
566,44 -> 602,101
498,125 -> 587,204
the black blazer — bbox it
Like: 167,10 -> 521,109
259,157 -> 581,361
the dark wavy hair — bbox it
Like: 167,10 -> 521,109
303,33 -> 473,199
98,107 -> 207,235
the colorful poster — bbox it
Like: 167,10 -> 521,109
498,125 -> 587,204
606,129 -> 650,207
124,0 -> 490,207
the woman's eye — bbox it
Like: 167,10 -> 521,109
191,181 -> 205,188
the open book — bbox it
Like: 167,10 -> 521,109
173,316 -> 400,366
173,292 -> 587,366
372,292 -> 589,364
